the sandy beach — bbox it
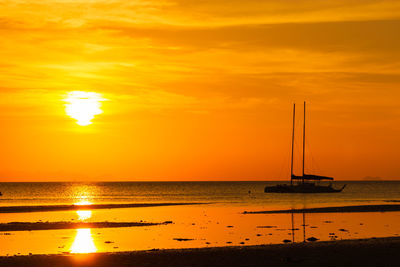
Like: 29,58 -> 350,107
0,236 -> 399,267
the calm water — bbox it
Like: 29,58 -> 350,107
1,181 -> 400,256
0,181 -> 399,208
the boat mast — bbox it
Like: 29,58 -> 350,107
290,103 -> 295,185
302,101 -> 306,184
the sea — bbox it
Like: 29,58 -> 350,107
0,181 -> 399,207
0,181 -> 400,256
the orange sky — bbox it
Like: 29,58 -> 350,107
1,0 -> 400,181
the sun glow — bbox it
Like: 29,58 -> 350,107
64,91 -> 106,126
70,228 -> 97,254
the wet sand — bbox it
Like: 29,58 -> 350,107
0,203 -> 204,213
0,237 -> 399,267
243,204 -> 400,214
0,221 -> 172,231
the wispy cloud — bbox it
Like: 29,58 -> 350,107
1,0 -> 400,180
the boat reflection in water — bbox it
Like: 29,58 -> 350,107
289,211 -> 307,243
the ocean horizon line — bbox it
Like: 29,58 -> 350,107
0,179 -> 392,183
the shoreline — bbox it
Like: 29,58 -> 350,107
0,202 -> 205,213
243,204 -> 400,214
0,221 -> 172,231
1,236 -> 400,266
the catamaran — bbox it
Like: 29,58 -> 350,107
264,102 -> 345,193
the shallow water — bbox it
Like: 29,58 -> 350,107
0,181 -> 400,256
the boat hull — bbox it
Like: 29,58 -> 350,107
264,183 -> 345,193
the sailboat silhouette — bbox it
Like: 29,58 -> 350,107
265,102 -> 345,193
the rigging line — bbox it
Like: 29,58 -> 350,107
277,144 -> 291,180
278,123 -> 295,179
302,106 -> 323,174
293,137 -> 304,175
303,110 -> 322,174
306,138 -> 322,174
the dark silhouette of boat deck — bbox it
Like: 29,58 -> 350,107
264,181 -> 345,193
265,102 -> 345,194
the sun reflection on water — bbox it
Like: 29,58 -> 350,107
70,228 -> 97,254
77,210 -> 92,221
74,199 -> 92,206
74,198 -> 93,221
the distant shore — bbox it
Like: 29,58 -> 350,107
243,204 -> 400,214
1,237 -> 400,267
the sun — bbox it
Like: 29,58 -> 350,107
64,91 -> 106,126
